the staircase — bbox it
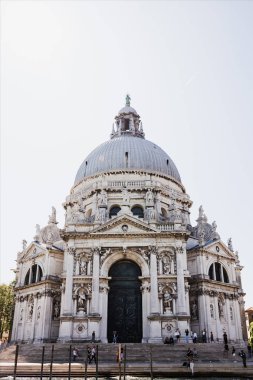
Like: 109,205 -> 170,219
0,342 -> 251,377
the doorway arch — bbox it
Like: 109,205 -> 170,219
107,260 -> 142,343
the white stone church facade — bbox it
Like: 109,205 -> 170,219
11,98 -> 246,343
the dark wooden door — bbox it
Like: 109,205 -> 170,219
107,260 -> 142,343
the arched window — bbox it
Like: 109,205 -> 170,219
109,206 -> 121,218
131,206 -> 144,218
24,264 -> 43,285
208,262 -> 229,283
24,269 -> 30,285
161,208 -> 168,219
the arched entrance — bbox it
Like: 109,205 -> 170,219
107,260 -> 142,343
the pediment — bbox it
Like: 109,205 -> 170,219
91,214 -> 158,235
204,240 -> 235,260
19,242 -> 48,263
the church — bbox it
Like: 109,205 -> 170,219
11,97 -> 246,343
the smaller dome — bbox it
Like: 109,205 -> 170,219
118,105 -> 138,115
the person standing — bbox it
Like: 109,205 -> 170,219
112,331 -> 118,343
193,332 -> 197,344
223,331 -> 228,345
185,329 -> 189,344
90,345 -> 97,364
210,331 -> 214,343
87,346 -> 92,363
239,350 -> 247,368
72,347 -> 79,362
189,358 -> 194,376
202,329 -> 206,343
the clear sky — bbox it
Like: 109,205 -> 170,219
1,1 -> 253,308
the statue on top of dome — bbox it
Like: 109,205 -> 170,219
126,94 -> 131,107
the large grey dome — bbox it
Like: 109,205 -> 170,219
74,135 -> 181,185
74,98 -> 181,186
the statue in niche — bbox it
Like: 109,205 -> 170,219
146,189 -> 154,204
27,302 -> 34,321
37,306 -> 41,320
53,300 -> 60,319
162,256 -> 172,274
98,190 -> 107,206
122,188 -> 130,203
77,287 -> 87,312
218,299 -> 224,317
163,290 -> 173,313
79,260 -> 87,275
191,300 -> 198,320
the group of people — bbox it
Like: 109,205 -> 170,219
72,345 -> 97,364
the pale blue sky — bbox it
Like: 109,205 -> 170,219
1,1 -> 253,307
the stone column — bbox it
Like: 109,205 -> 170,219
63,248 -> 74,314
100,284 -> 109,343
141,280 -> 150,343
149,248 -> 160,314
58,247 -> 74,341
11,299 -> 21,342
40,291 -> 53,340
176,244 -> 186,314
148,247 -> 162,342
91,248 -> 100,315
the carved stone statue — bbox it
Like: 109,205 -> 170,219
66,205 -> 72,223
122,188 -> 130,203
126,94 -> 131,106
98,190 -> 107,206
146,189 -> 154,204
77,287 -> 87,312
163,290 -> 173,313
27,302 -> 34,321
162,257 -> 171,275
22,239 -> 27,250
191,300 -> 198,320
218,298 -> 224,317
53,300 -> 60,319
48,206 -> 57,224
199,205 -> 204,219
228,238 -> 233,251
79,260 -> 87,275
34,224 -> 41,241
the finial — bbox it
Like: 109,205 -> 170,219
125,94 -> 131,107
